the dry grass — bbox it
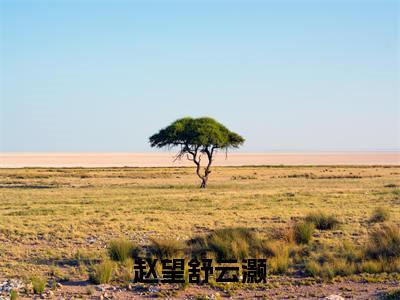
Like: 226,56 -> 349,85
89,260 -> 114,284
108,239 -> 138,262
370,206 -> 391,223
31,276 -> 47,294
293,221 -> 315,244
0,166 -> 399,280
365,224 -> 400,260
305,211 -> 340,230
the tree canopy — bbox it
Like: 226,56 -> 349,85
149,117 -> 244,150
149,117 -> 245,188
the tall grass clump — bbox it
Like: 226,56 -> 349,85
365,224 -> 400,260
370,207 -> 390,223
305,211 -> 339,230
89,260 -> 114,284
108,239 -> 138,262
268,242 -> 289,274
188,227 -> 265,260
293,221 -> 314,244
305,260 -> 321,277
204,227 -> 263,260
304,241 -> 359,279
119,258 -> 134,284
31,276 -> 46,294
305,259 -> 353,280
149,238 -> 185,259
359,260 -> 382,274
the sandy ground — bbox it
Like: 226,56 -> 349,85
0,152 -> 400,168
0,152 -> 399,168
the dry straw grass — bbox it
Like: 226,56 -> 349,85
0,166 -> 399,280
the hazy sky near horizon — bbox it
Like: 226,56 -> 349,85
1,0 -> 399,152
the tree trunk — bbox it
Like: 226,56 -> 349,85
188,145 -> 214,189
200,176 -> 208,189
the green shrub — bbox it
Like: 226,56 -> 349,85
293,221 -> 314,244
365,224 -> 400,260
89,260 -> 114,284
370,207 -> 390,223
31,276 -> 46,294
305,211 -> 339,230
150,238 -> 185,259
108,239 -> 138,262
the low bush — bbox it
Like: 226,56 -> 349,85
108,239 -> 138,262
31,276 -> 46,294
370,207 -> 390,223
293,221 -> 314,244
89,260 -> 114,284
305,211 -> 340,230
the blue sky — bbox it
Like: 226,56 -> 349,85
1,0 -> 399,152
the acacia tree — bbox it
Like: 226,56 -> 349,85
149,117 -> 245,188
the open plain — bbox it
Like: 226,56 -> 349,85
0,162 -> 399,299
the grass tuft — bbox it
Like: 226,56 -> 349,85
108,239 -> 138,262
370,207 -> 390,223
305,260 -> 321,277
89,260 -> 114,284
305,211 -> 340,230
365,224 -> 400,260
149,238 -> 185,259
268,242 -> 289,274
293,221 -> 314,244
202,227 -> 262,260
359,260 -> 382,274
31,276 -> 47,294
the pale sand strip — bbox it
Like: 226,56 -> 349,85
0,152 -> 399,168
